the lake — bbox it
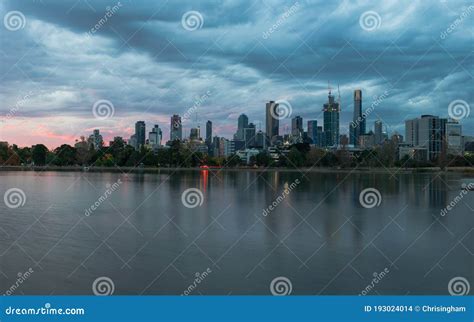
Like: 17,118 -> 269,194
0,170 -> 472,295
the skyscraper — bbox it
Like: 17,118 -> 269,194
307,120 -> 318,145
135,121 -> 146,148
405,115 -> 447,161
265,101 -> 279,146
291,116 -> 303,137
206,120 -> 212,145
148,124 -> 162,149
244,123 -> 256,148
170,114 -> 182,141
234,114 -> 249,140
89,129 -> 103,150
374,120 -> 383,145
323,90 -> 340,147
350,89 -> 365,146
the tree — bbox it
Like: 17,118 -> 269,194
32,144 -> 48,166
287,147 -> 305,167
53,144 -> 77,166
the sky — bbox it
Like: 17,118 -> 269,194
0,0 -> 472,148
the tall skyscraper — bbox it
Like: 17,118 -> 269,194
148,124 -> 162,149
244,123 -> 256,148
350,89 -> 365,146
89,129 -> 103,150
307,120 -> 318,145
323,90 -> 340,147
135,121 -> 146,148
170,115 -> 182,141
374,120 -> 383,145
190,127 -> 201,140
291,116 -> 303,137
446,119 -> 463,155
265,101 -> 279,146
234,114 -> 249,140
405,115 -> 447,161
205,120 -> 212,146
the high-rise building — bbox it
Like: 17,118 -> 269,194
405,115 -> 447,161
265,101 -> 279,146
170,115 -> 182,141
234,114 -> 249,140
291,116 -> 303,137
244,123 -> 256,148
374,120 -> 383,145
307,120 -> 318,145
323,90 -> 340,147
205,120 -> 212,146
446,119 -> 463,155
350,89 -> 365,146
255,130 -> 265,149
135,121 -> 146,149
190,127 -> 201,140
89,129 -> 103,150
148,124 -> 162,149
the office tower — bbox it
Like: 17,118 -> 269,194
170,115 -> 182,141
446,120 -> 463,155
317,126 -> 324,148
148,124 -> 162,148
234,114 -> 249,140
374,120 -> 383,145
323,89 -> 340,147
205,120 -> 212,145
255,130 -> 265,149
244,123 -> 256,148
135,121 -> 146,149
350,89 -> 365,146
190,127 -> 201,140
405,115 -> 447,161
128,134 -> 137,150
291,116 -> 303,137
307,120 -> 318,145
266,101 -> 279,146
89,129 -> 103,150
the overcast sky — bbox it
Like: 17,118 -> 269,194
0,0 -> 472,148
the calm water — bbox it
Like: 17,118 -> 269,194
0,170 -> 472,295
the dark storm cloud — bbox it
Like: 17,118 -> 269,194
0,0 -> 472,141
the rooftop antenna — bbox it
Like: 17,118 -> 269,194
328,80 -> 332,95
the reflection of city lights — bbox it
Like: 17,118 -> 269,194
201,169 -> 208,193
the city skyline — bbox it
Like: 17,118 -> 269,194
0,0 -> 472,149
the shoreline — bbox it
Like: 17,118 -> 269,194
1,165 -> 473,174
